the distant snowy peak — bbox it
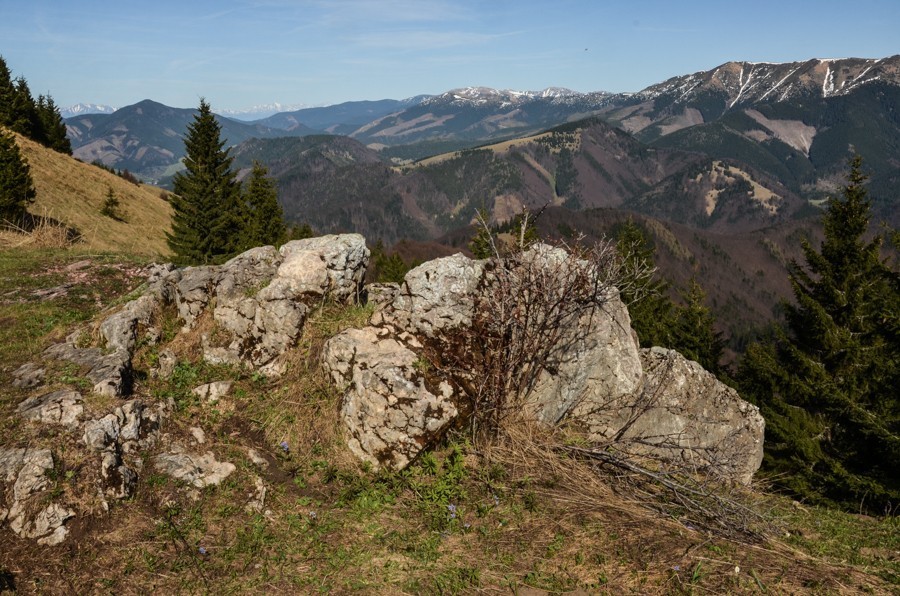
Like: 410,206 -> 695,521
216,102 -> 315,120
60,103 -> 117,118
638,55 -> 900,106
424,86 -> 609,107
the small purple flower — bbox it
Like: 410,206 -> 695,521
279,441 -> 289,453
447,503 -> 457,519
198,546 -> 208,556
308,510 -> 317,520
672,565 -> 681,571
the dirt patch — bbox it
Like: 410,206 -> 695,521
745,109 -> 817,156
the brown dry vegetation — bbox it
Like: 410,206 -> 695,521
1,131 -> 172,256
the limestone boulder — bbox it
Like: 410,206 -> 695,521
323,327 -> 458,470
526,292 -> 643,426
278,234 -> 369,304
574,347 -> 765,484
375,253 -> 485,338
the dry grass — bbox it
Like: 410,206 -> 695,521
9,130 -> 173,257
0,216 -> 74,249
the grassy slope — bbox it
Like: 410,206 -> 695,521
0,247 -> 897,594
10,131 -> 172,257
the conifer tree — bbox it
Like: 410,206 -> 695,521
616,220 -> 723,372
167,99 -> 243,264
738,156 -> 900,511
616,219 -> 677,349
0,57 -> 14,126
8,77 -> 39,140
36,94 -> 71,155
0,129 -> 36,222
672,279 -> 725,374
241,161 -> 285,249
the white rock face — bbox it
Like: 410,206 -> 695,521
526,294 -> 643,426
279,234 -> 369,304
323,327 -> 458,470
574,347 -> 765,484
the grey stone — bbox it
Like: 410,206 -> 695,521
82,414 -> 120,452
100,451 -> 137,499
172,266 -> 218,328
10,502 -> 74,543
375,253 -> 486,338
192,381 -> 232,404
576,348 -> 765,484
0,448 -> 71,543
531,293 -> 643,425
99,293 -> 157,353
246,448 -> 268,468
43,341 -> 132,398
153,445 -> 236,488
365,282 -> 401,307
323,327 -> 458,470
279,234 -> 369,304
12,362 -> 45,389
157,349 -> 177,380
17,390 -> 83,427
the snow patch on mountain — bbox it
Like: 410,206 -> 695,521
61,103 -> 117,118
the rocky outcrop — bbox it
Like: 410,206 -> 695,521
171,235 -> 369,370
374,253 -> 486,338
325,245 -> 764,483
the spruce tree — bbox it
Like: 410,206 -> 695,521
0,129 -> 36,222
0,57 -> 14,126
167,99 -> 243,264
672,279 -> 725,374
36,94 -> 72,155
616,219 -> 677,349
8,77 -> 39,140
241,161 -> 285,249
738,156 -> 900,511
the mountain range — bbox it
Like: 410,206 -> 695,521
47,56 -> 900,356
64,56 -> 900,211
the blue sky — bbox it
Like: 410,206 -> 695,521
1,0 -> 898,111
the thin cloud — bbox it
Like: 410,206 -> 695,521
352,29 -> 518,51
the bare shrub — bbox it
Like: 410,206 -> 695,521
438,210 -> 771,540
437,210 -> 654,439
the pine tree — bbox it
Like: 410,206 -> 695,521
36,94 -> 72,155
167,99 -> 243,264
241,161 -> 285,249
8,77 -> 39,141
738,156 -> 900,511
672,279 -> 725,374
100,186 -> 123,221
0,130 -> 36,222
0,57 -> 15,126
616,219 -> 677,349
